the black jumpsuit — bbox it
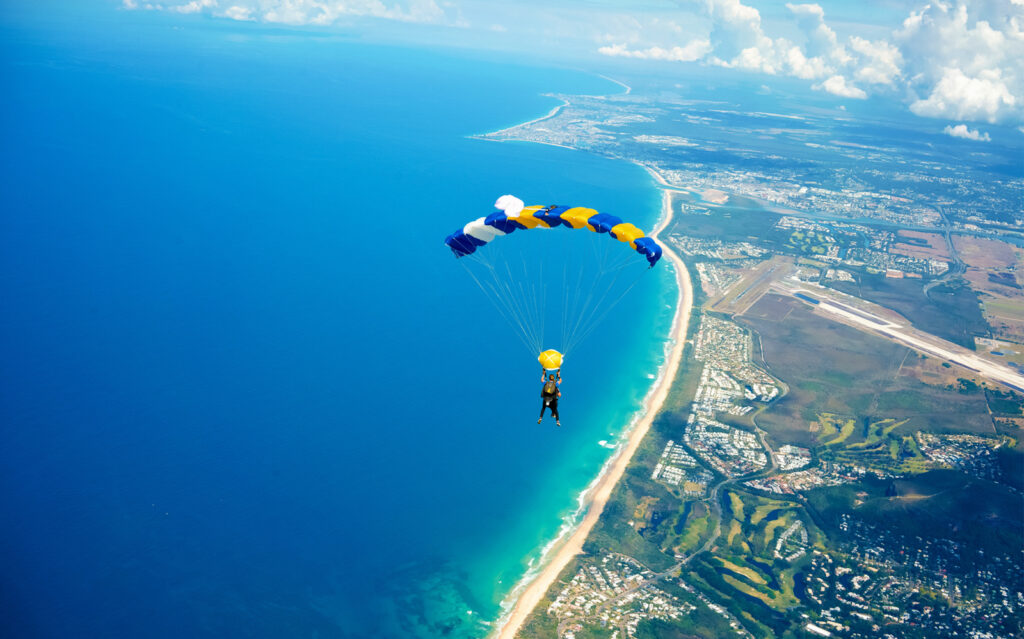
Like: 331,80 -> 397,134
540,379 -> 560,421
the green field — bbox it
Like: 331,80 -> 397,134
740,294 -> 993,448
785,229 -> 835,256
829,275 -> 989,349
811,415 -> 934,474
984,297 -> 1024,321
666,204 -> 781,246
818,413 -> 857,446
676,501 -> 712,555
718,491 -> 804,561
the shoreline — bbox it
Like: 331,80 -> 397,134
474,97 -> 569,139
596,74 -> 631,95
491,188 -> 692,639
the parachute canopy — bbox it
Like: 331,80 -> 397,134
444,203 -> 662,268
444,195 -> 661,359
539,349 -> 563,371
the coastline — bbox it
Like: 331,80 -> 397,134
475,97 -> 569,138
491,188 -> 693,639
596,74 -> 631,95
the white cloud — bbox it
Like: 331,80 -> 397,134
783,44 -> 827,80
221,5 -> 253,20
895,1 -> 1023,124
598,40 -> 712,62
701,0 -> 792,76
704,0 -> 771,63
848,36 -> 902,86
943,123 -> 991,141
815,74 -> 867,99
910,67 -> 1017,123
174,0 -> 216,14
125,0 -> 450,25
594,0 -> 1024,127
785,2 -> 823,20
786,3 -> 838,59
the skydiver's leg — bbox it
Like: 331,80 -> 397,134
539,401 -> 547,422
551,401 -> 559,422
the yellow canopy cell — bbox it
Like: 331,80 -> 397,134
538,349 -> 563,371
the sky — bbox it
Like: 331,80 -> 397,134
112,0 -> 1024,136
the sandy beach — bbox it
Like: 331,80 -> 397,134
492,188 -> 692,639
479,97 -> 569,134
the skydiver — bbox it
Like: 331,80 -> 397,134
538,372 -> 561,427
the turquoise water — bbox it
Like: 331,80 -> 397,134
0,6 -> 676,638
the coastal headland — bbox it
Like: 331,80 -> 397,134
492,188 -> 693,639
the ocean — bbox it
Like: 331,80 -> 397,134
0,6 -> 675,638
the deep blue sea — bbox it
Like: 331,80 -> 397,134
1,5 -> 674,638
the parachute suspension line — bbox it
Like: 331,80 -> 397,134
566,268 -> 647,353
515,249 -> 542,354
466,248 -> 545,355
501,257 -> 542,353
561,257 -> 588,356
533,255 -> 545,353
477,262 -> 538,354
499,260 -> 535,352
523,250 -> 546,353
510,254 -> 544,353
562,247 -> 606,356
557,231 -> 610,356
451,211 -> 659,361
560,264 -> 573,354
570,259 -> 634,351
459,257 -> 536,355
561,232 -> 651,356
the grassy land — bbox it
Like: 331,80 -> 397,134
984,297 -> 1024,321
761,512 -> 792,549
819,413 -> 857,446
676,501 -> 712,555
784,229 -> 835,256
666,206 -> 781,247
810,414 -> 933,475
717,557 -> 767,585
728,492 -> 745,522
689,557 -> 788,637
828,274 -> 989,349
726,518 -> 742,546
740,294 -> 993,449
